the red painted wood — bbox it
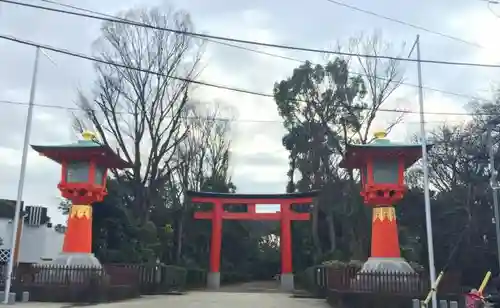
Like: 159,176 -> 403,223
367,158 -> 374,185
398,158 -> 404,186
209,202 -> 223,273
371,208 -> 400,258
193,211 -> 310,221
247,204 -> 256,213
60,161 -> 67,185
63,208 -> 92,254
57,182 -> 107,204
190,197 -> 314,205
103,169 -> 108,187
280,203 -> 292,274
192,195 -> 314,275
89,161 -> 96,184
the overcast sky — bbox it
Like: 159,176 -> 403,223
0,0 -> 499,223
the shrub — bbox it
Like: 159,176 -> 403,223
186,268 -> 206,288
408,261 -> 425,272
322,260 -> 347,268
162,265 -> 187,291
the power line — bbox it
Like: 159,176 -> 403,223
0,98 -> 488,118
0,100 -> 484,125
0,34 -> 277,97
323,0 -> 483,48
0,34 -> 494,118
32,0 -> 488,102
3,0 -> 500,68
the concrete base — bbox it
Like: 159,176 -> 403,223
413,299 -> 458,308
0,292 -> 16,305
360,257 -> 414,273
279,273 -> 294,292
51,253 -> 102,267
207,272 -> 220,290
352,257 -> 419,292
45,253 -> 102,284
21,292 -> 29,302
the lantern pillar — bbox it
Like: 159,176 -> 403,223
51,206 -> 101,268
371,206 -> 400,258
362,204 -> 413,273
50,203 -> 101,268
62,204 -> 93,254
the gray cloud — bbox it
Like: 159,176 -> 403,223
234,178 -> 288,195
237,152 -> 287,168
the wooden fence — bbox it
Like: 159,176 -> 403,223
0,263 -> 203,303
299,265 -> 464,308
326,266 -> 428,294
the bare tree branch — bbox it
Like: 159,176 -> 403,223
348,30 -> 406,144
74,6 -> 205,221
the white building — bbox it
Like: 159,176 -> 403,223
0,199 -> 64,264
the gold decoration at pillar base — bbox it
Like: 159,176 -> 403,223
372,206 -> 395,222
69,204 -> 92,219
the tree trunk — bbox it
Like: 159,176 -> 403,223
175,209 -> 184,264
349,229 -> 366,260
326,212 -> 337,253
311,198 -> 322,262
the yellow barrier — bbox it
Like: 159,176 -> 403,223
478,271 -> 492,294
421,271 -> 444,308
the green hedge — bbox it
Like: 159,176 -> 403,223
186,268 -> 207,288
295,265 -> 327,297
183,268 -> 252,287
221,271 -> 251,284
161,265 -> 187,291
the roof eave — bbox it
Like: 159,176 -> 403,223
31,144 -> 132,169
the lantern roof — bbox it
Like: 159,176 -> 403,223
339,130 -> 433,169
31,131 -> 132,169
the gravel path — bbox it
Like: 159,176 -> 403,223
11,291 -> 330,308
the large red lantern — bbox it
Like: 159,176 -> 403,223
31,131 -> 131,266
340,131 -> 432,272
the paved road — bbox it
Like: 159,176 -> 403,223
12,292 -> 330,308
217,280 -> 281,292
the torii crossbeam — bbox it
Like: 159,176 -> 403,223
187,190 -> 319,292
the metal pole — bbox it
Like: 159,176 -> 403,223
487,123 -> 500,271
416,35 -> 438,308
3,47 -> 40,304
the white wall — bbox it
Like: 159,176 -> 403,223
0,218 -> 64,263
41,227 -> 64,261
0,219 -> 13,250
19,225 -> 46,263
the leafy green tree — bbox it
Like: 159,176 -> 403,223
273,32 -> 406,262
92,177 -> 158,263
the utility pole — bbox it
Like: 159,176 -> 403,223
487,121 -> 500,272
3,47 -> 40,304
416,34 -> 438,308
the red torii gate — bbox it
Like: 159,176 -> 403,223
187,190 -> 319,291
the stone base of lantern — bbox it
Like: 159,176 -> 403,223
43,253 -> 102,284
51,252 -> 102,267
360,257 -> 414,273
350,258 -> 421,293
